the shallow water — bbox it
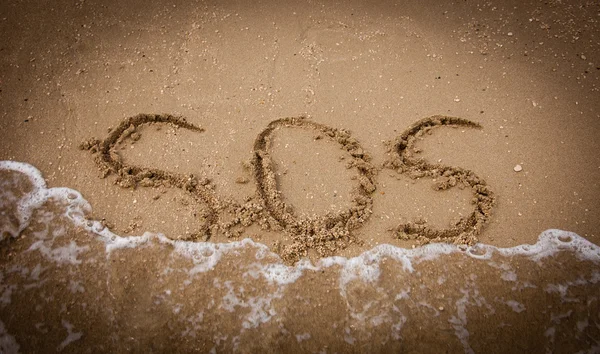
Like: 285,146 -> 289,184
0,161 -> 599,353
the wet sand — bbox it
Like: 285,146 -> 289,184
0,163 -> 599,352
1,0 -> 599,352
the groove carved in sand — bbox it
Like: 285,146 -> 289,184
252,116 -> 377,261
82,113 -> 495,262
79,113 -> 220,241
384,115 -> 496,245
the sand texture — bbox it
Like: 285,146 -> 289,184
1,0 -> 599,352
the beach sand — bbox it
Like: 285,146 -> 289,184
1,0 -> 599,352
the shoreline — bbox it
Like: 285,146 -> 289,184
1,160 -> 599,352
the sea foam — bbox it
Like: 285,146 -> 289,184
1,160 -> 599,353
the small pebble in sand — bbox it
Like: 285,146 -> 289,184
235,176 -> 250,184
513,164 -> 523,172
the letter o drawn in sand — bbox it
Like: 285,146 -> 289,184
385,115 -> 495,245
252,117 -> 377,260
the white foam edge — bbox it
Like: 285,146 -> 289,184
0,318 -> 20,354
0,161 -> 50,240
2,160 -> 600,290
